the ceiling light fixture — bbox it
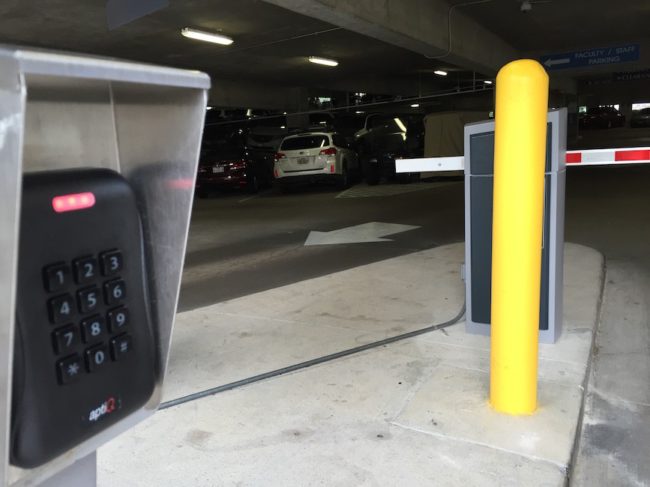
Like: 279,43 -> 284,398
434,70 -> 448,76
309,56 -> 339,67
410,103 -> 420,108
181,28 -> 234,46
484,80 -> 493,85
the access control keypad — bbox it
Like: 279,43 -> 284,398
46,250 -> 131,385
12,169 -> 156,468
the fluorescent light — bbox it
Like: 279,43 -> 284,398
394,118 -> 407,132
309,56 -> 339,67
206,106 -> 213,110
181,28 -> 233,46
434,70 -> 448,76
355,111 -> 364,114
484,80 -> 493,85
410,103 -> 420,108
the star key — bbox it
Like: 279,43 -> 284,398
57,355 -> 83,385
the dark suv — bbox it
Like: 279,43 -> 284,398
356,115 -> 423,185
579,106 -> 626,129
196,141 -> 273,196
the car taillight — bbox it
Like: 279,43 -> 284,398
319,147 -> 337,156
229,160 -> 247,170
275,152 -> 286,161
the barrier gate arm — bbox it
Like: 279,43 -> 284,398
396,147 -> 650,173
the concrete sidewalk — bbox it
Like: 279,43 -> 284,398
98,243 -> 604,486
571,260 -> 650,486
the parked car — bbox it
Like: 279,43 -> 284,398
274,131 -> 359,190
631,108 -> 650,128
356,116 -> 423,185
196,141 -> 274,196
579,106 -> 625,129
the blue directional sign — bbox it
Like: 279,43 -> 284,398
540,44 -> 640,70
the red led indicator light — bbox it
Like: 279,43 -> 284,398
52,192 -> 96,213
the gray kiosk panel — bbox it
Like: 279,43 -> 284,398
464,109 -> 566,343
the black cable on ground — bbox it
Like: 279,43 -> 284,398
160,302 -> 466,410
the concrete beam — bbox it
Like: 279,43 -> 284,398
263,0 -> 519,75
209,77 -> 309,110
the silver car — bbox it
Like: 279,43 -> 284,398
274,131 -> 359,190
631,108 -> 650,128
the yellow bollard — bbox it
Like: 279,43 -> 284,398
490,59 -> 549,415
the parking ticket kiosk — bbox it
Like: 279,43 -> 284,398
0,46 -> 209,486
464,109 -> 567,343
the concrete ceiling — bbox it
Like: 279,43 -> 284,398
0,0 -> 475,102
459,0 -> 650,53
0,0 -> 645,109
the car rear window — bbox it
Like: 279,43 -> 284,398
200,144 -> 243,163
281,136 -> 329,150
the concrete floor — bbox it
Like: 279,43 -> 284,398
179,180 -> 464,310
95,165 -> 650,485
98,242 -> 603,486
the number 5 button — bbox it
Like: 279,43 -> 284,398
104,279 -> 126,305
78,286 -> 100,313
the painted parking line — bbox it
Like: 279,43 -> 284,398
336,181 -> 458,199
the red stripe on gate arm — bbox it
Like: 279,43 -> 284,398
615,149 -> 650,161
566,152 -> 582,164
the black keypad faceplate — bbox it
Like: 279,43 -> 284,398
12,169 -> 156,469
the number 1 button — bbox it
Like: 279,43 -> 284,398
43,263 -> 70,293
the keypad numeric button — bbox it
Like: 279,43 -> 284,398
85,344 -> 109,373
81,315 -> 106,343
48,294 -> 75,324
104,279 -> 126,305
107,307 -> 129,333
100,250 -> 123,277
43,263 -> 70,293
52,325 -> 79,354
73,256 -> 98,285
110,334 -> 132,361
77,286 -> 100,314
57,355 -> 83,385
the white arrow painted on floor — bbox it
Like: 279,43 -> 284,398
304,222 -> 420,246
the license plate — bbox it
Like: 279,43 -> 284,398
212,166 -> 225,173
297,157 -> 309,165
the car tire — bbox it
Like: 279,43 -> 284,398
338,163 -> 350,190
363,162 -> 380,185
247,175 -> 259,194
